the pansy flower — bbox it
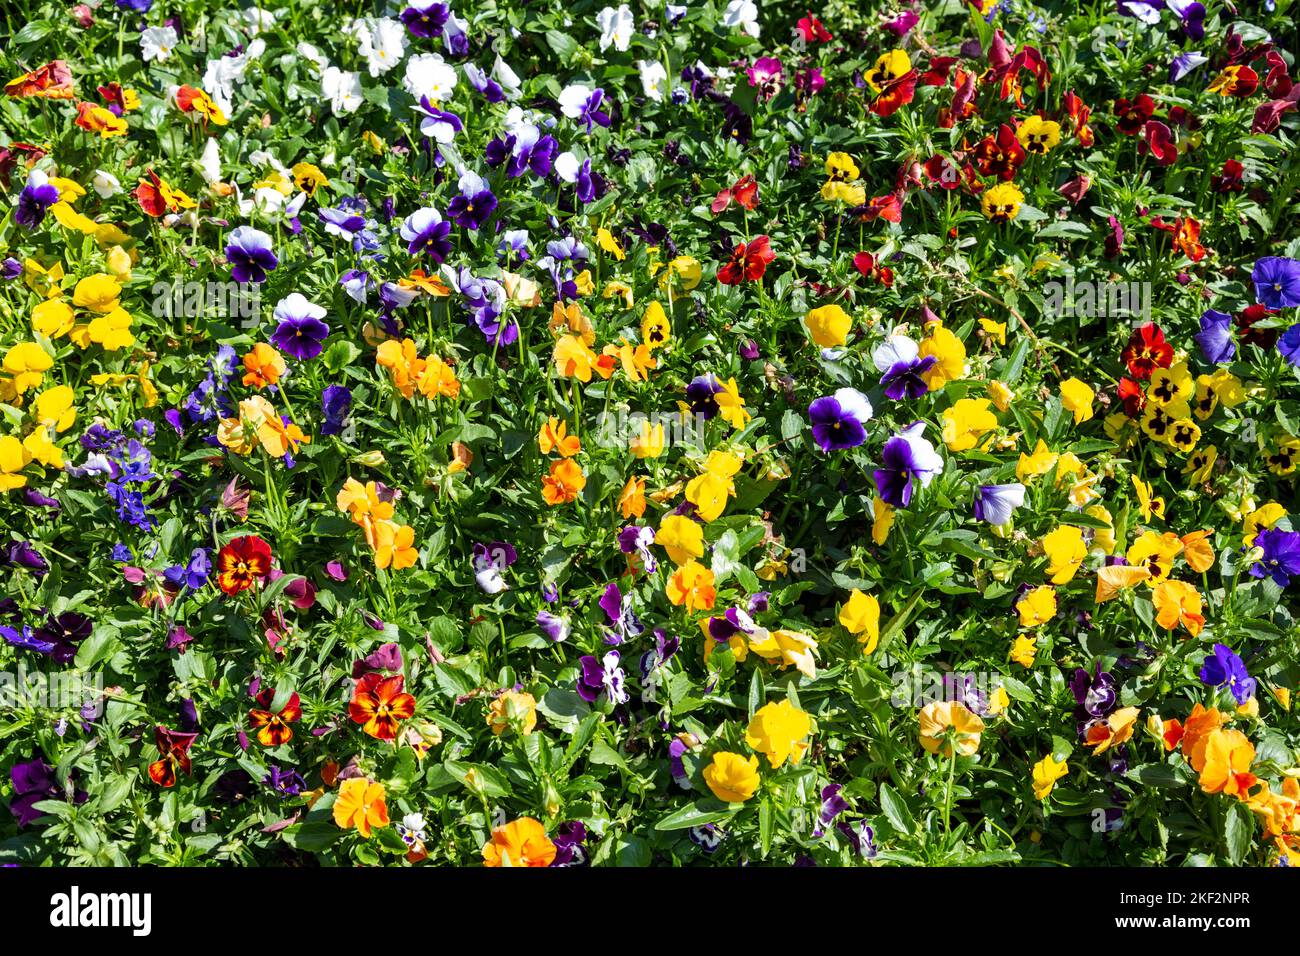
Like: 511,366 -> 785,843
873,422 -> 942,508
248,688 -> 303,746
216,535 -> 273,595
349,672 -> 417,740
808,388 -> 873,452
224,226 -> 278,283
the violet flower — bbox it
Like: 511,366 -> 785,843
224,226 -> 278,283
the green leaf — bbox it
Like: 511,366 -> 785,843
879,784 -> 916,835
1223,801 -> 1254,865
655,800 -> 735,831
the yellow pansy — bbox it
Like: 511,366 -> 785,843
1,342 -> 54,399
71,273 -> 122,313
596,227 -> 625,261
32,385 -> 76,432
745,699 -> 813,768
941,397 -> 997,452
640,301 -> 670,350
1010,634 -> 1038,667
684,450 -> 743,522
838,588 -> 881,653
23,427 -> 63,468
918,700 -> 984,757
703,752 -> 760,803
655,514 -> 704,565
1042,525 -> 1087,583
86,308 -> 135,351
804,304 -> 851,348
1016,585 -> 1057,627
715,377 -> 750,430
978,317 -> 1007,345
918,321 -> 966,390
1032,755 -> 1069,800
1016,439 -> 1057,481
1059,377 -> 1095,424
629,419 -> 665,458
0,435 -> 33,491
747,628 -> 819,679
32,299 -> 76,339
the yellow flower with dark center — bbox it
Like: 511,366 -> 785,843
291,162 -> 329,195
1184,444 -> 1217,484
865,50 -> 911,92
824,151 -> 860,181
1169,418 -> 1201,453
1016,116 -> 1061,155
981,182 -> 1024,223
641,301 -> 670,350
1147,363 -> 1193,407
1127,530 -> 1182,583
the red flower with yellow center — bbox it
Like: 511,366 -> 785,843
146,726 -> 198,788
717,235 -> 775,285
349,672 -> 417,740
1121,324 -> 1173,380
248,688 -> 302,747
1113,94 -> 1154,135
972,123 -> 1026,181
216,535 -> 273,596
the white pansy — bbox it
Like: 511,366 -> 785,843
140,26 -> 178,63
638,60 -> 668,101
321,67 -> 363,115
91,170 -> 121,199
722,0 -> 760,38
596,5 -> 635,51
404,53 -> 458,101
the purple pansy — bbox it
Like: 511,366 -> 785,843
270,293 -> 330,360
873,422 -> 943,508
808,387 -> 873,452
224,226 -> 278,283
1199,643 -> 1256,705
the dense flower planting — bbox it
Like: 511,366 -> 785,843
1,0 -> 1299,868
